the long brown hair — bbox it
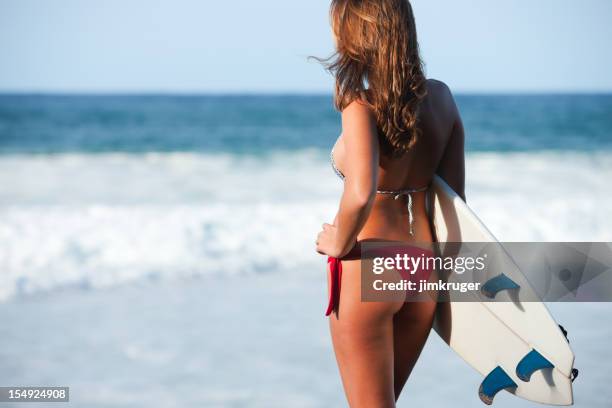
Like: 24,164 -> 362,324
322,0 -> 427,155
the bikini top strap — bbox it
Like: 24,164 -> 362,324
376,184 -> 430,198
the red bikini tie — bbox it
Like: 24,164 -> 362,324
325,256 -> 342,316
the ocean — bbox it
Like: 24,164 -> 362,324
1,94 -> 611,407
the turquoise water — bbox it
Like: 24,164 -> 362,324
1,93 -> 611,299
1,94 -> 611,153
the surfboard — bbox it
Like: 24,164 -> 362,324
429,175 -> 576,405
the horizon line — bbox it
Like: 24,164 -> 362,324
1,89 -> 612,97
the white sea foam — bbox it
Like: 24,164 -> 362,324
1,151 -> 611,301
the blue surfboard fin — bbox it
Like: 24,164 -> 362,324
481,273 -> 520,298
478,366 -> 517,405
516,349 -> 554,382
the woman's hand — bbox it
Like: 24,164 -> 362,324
316,223 -> 343,258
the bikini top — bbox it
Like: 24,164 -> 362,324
331,147 -> 429,235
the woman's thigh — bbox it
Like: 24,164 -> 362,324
392,300 -> 436,399
328,258 -> 404,408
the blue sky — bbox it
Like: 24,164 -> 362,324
1,0 -> 611,93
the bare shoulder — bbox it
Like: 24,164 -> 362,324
342,98 -> 376,122
339,98 -> 378,149
426,78 -> 454,102
341,99 -> 377,135
425,78 -> 459,116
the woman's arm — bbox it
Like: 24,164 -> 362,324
316,100 -> 379,258
436,87 -> 466,201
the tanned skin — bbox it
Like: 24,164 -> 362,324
316,79 -> 465,407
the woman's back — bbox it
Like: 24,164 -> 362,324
332,79 -> 465,243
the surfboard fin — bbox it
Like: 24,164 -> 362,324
481,273 -> 520,298
516,349 -> 554,382
478,366 -> 517,405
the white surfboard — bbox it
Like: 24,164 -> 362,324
430,175 -> 576,405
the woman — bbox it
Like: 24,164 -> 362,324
315,0 -> 466,406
